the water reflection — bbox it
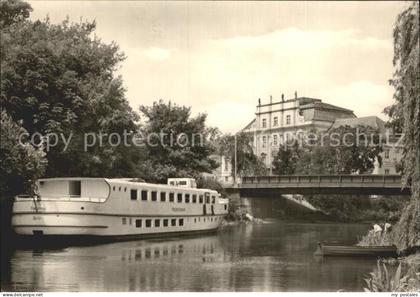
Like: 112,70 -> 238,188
2,222 -> 377,291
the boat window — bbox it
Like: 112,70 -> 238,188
179,218 -> 184,226
69,181 -> 81,197
141,190 -> 148,201
177,193 -> 183,203
155,219 -> 160,227
194,218 -> 196,223
224,205 -> 227,210
112,186 -> 116,191
169,192 -> 174,202
163,219 -> 168,227
124,187 -> 127,192
206,196 -> 210,204
145,219 -> 151,227
136,219 -> 142,228
192,195 -> 197,203
179,181 -> 187,186
171,219 -> 176,226
185,194 -> 190,203
119,186 -> 121,191
199,195 -> 204,203
122,218 -> 127,225
151,191 -> 157,201
212,196 -> 215,204
130,189 -> 137,200
160,192 -> 166,202
129,218 -> 132,225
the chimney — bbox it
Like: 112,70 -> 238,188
270,95 -> 272,104
295,91 -> 298,99
281,93 -> 284,101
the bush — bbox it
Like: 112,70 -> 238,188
364,261 -> 420,292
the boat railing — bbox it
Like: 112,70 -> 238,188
15,195 -> 107,202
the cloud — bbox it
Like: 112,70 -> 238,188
120,28 -> 394,132
136,47 -> 176,61
317,81 -> 394,120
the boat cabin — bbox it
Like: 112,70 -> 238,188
167,178 -> 197,188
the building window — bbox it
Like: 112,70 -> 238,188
122,218 -> 127,225
262,136 -> 267,147
141,190 -> 148,201
160,192 -> 166,202
185,194 -> 190,203
273,116 -> 278,126
385,169 -> 390,175
225,176 -> 228,182
177,193 -> 183,203
199,195 -> 204,203
171,219 -> 177,226
262,118 -> 267,128
384,149 -> 390,159
273,135 -> 278,146
151,191 -> 157,201
155,219 -> 160,227
130,189 -> 137,200
135,219 -> 142,228
224,159 -> 229,171
286,115 -> 291,125
163,219 -> 168,227
169,192 -> 174,202
145,219 -> 152,227
179,218 -> 184,226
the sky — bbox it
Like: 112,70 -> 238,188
28,1 -> 409,133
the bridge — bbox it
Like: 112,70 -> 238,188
236,175 -> 410,196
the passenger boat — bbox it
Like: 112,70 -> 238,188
12,177 -> 228,239
314,242 -> 398,257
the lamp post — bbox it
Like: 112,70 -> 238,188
234,133 -> 238,186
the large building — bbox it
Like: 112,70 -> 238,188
242,94 -> 356,169
209,94 -> 402,185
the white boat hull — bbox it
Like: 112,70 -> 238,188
12,178 -> 229,238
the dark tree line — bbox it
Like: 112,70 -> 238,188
0,0 -> 219,197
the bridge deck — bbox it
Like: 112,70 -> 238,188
239,175 -> 410,196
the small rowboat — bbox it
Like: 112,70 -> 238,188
314,242 -> 398,257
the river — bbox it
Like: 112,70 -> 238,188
1,221 -> 376,292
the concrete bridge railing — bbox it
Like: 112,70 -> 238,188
238,174 -> 410,196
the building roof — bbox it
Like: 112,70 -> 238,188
331,116 -> 387,132
301,101 -> 354,114
241,119 -> 256,131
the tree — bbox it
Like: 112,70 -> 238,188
0,0 -> 32,28
272,143 -> 300,175
1,4 -> 140,177
271,126 -> 383,175
0,110 -> 46,197
385,1 -> 420,250
137,100 -> 218,182
217,132 -> 267,177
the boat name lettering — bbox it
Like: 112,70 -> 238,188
172,207 -> 186,212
